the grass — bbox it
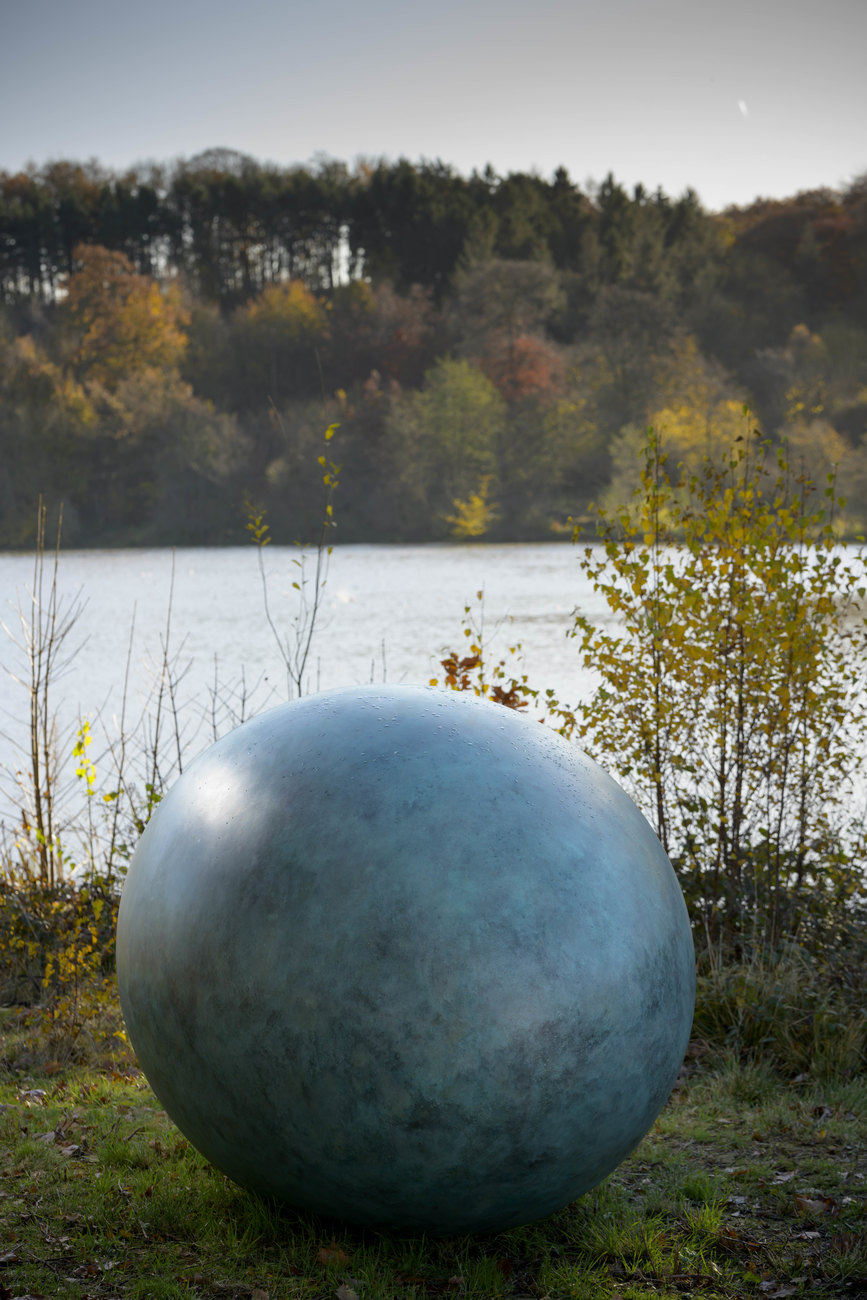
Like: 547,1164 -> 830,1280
1,1009 -> 865,1300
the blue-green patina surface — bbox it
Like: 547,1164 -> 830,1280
116,685 -> 695,1235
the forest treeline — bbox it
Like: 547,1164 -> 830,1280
1,149 -> 866,547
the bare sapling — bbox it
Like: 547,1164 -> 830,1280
0,500 -> 86,888
246,422 -> 340,698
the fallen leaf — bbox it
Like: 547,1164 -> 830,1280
318,1246 -> 350,1267
794,1193 -> 837,1216
251,1290 -> 269,1300
0,1251 -> 18,1265
335,1287 -> 358,1300
772,1172 -> 796,1183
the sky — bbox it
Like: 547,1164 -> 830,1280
2,0 -> 865,212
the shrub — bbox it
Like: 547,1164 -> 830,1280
573,421 -> 867,956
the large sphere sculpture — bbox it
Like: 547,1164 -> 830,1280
117,685 -> 694,1235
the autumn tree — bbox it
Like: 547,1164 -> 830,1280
63,244 -> 188,388
232,280 -> 328,409
478,336 -> 563,408
324,280 -> 436,392
0,332 -> 94,544
575,426 -> 867,952
449,257 -> 563,406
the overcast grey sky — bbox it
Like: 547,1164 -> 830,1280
2,0 -> 865,211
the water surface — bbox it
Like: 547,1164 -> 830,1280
0,542 -> 604,831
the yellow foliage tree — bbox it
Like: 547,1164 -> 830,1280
234,280 -> 329,404
604,336 -> 752,509
446,475 -> 499,538
649,334 -> 751,467
575,426 -> 867,952
64,244 -> 189,389
240,279 -> 327,345
648,396 -> 749,465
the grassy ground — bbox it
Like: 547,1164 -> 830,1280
1,1016 -> 865,1300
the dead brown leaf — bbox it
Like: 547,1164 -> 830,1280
318,1246 -> 350,1267
794,1192 -> 838,1215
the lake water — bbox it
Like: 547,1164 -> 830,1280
0,542 -> 606,833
